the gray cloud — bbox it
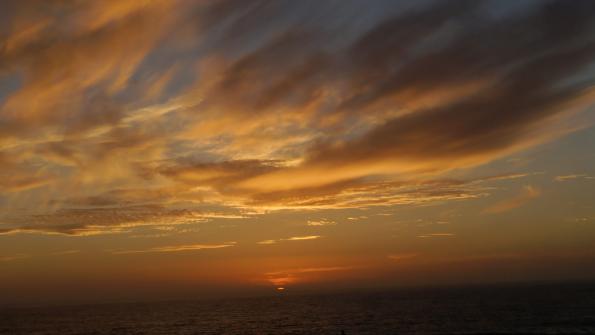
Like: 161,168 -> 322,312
1,0 -> 594,234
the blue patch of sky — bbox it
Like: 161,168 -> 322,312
0,72 -> 23,104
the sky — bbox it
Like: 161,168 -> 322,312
1,0 -> 595,305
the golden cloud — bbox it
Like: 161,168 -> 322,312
483,186 -> 541,214
1,1 -> 594,235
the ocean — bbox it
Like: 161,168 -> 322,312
2,282 -> 594,334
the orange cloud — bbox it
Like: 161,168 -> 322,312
307,219 -> 336,226
417,233 -> 456,238
112,242 -> 236,254
387,253 -> 418,261
554,174 -> 593,182
483,186 -> 541,214
0,254 -> 29,262
265,266 -> 355,286
257,235 -> 322,245
0,0 -> 594,236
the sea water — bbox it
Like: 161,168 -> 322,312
2,282 -> 594,334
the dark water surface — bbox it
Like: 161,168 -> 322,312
2,283 -> 595,334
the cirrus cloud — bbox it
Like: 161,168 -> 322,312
1,0 -> 594,235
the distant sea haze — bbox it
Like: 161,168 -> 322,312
2,282 -> 594,334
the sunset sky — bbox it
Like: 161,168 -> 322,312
1,0 -> 595,304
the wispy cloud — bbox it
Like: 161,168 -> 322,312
0,254 -> 30,262
483,186 -> 541,214
266,266 -> 354,276
0,0 -> 594,235
388,253 -> 418,261
258,235 -> 322,245
285,235 -> 322,241
307,219 -> 336,226
554,174 -> 593,182
257,240 -> 278,245
111,242 -> 236,254
0,206 -> 213,236
50,250 -> 80,256
265,266 -> 355,286
347,216 -> 369,221
417,233 -> 456,238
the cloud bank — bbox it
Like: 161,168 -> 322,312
1,0 -> 594,235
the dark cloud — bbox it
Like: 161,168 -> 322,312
192,0 -> 595,163
193,30 -> 332,120
0,205 -> 207,236
227,0 -> 595,179
1,0 -> 594,232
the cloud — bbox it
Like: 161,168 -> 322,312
257,240 -> 277,245
388,253 -> 418,261
483,185 -> 541,214
227,0 -> 595,194
50,250 -> 80,256
265,265 -> 355,286
347,216 -> 368,221
477,173 -> 534,183
286,235 -> 321,241
257,235 -> 322,245
1,1 -> 594,233
111,242 -> 236,254
417,233 -> 456,238
0,205 -> 210,236
266,266 -> 354,276
0,254 -> 29,262
307,219 -> 336,226
0,0 -> 177,135
554,174 -> 593,182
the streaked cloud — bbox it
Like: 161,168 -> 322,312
50,250 -> 81,256
265,265 -> 355,286
307,219 -> 336,226
285,235 -> 322,241
388,253 -> 418,261
0,254 -> 29,262
0,205 -> 211,236
257,240 -> 278,245
112,242 -> 236,254
0,0 -> 593,236
257,235 -> 322,245
266,266 -> 355,277
347,216 -> 369,221
554,174 -> 594,182
417,233 -> 456,238
483,185 -> 541,214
